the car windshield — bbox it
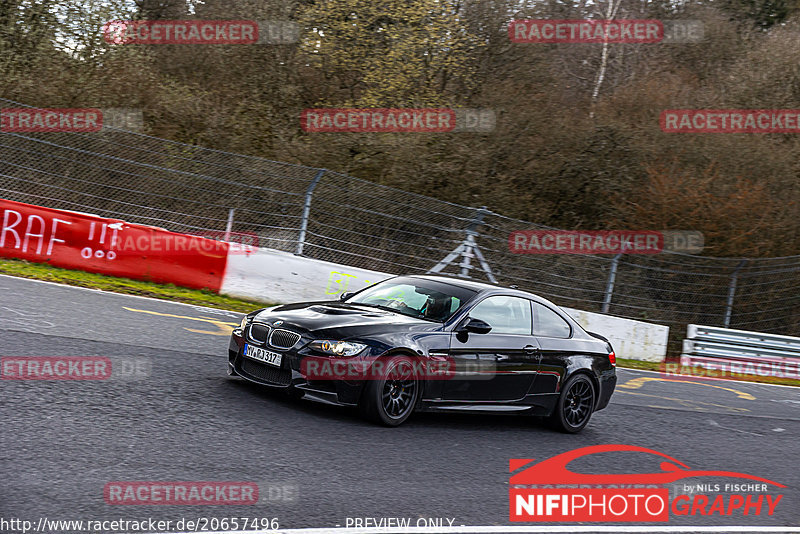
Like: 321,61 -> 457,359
345,277 -> 477,322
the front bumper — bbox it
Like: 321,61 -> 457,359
228,328 -> 363,405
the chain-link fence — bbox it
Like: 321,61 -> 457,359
1,98 -> 798,349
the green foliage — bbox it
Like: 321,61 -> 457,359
3,0 -> 800,257
298,0 -> 482,106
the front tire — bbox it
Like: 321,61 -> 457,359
549,374 -> 596,433
359,356 -> 420,427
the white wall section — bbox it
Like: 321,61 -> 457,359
221,247 -> 669,362
222,248 -> 389,303
563,308 -> 669,362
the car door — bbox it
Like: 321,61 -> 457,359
443,295 -> 541,402
530,301 -> 576,394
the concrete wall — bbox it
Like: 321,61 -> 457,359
221,248 -> 669,362
222,248 -> 387,303
562,307 -> 669,363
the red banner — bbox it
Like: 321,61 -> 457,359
0,199 -> 228,291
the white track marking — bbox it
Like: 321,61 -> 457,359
0,273 -> 246,316
708,418 -> 764,436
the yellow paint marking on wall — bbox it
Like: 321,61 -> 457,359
123,307 -> 238,336
617,376 -> 755,400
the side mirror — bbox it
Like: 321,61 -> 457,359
459,317 -> 492,335
339,292 -> 354,301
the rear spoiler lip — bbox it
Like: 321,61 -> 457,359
588,331 -> 614,352
587,331 -> 609,342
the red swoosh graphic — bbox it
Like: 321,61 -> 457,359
510,444 -> 785,488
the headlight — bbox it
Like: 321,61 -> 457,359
309,340 -> 367,357
239,316 -> 249,329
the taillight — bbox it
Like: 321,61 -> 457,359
608,351 -> 616,366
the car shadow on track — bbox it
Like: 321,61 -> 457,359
225,377 -> 565,433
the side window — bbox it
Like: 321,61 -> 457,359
468,296 -> 532,335
533,302 -> 572,338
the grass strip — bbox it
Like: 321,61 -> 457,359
0,258 -> 273,313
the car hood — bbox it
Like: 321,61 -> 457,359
253,301 -> 442,337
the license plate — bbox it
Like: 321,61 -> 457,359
243,344 -> 282,367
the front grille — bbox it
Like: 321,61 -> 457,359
240,358 -> 291,386
248,323 -> 270,344
269,329 -> 301,350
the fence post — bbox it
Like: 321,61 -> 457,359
723,259 -> 748,328
459,207 -> 487,278
224,208 -> 235,242
296,169 -> 326,255
601,252 -> 623,314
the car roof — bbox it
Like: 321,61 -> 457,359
403,274 -> 593,337
409,274 -> 499,292
408,274 -> 551,303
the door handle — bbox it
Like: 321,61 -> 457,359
524,345 -> 540,355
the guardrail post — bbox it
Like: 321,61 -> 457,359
723,259 -> 747,328
601,252 -> 623,314
460,207 -> 486,278
296,169 -> 326,255
224,208 -> 234,242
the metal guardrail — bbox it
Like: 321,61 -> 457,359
685,324 -> 800,353
682,339 -> 800,362
680,324 -> 800,378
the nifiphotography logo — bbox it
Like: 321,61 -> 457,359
509,444 -> 785,522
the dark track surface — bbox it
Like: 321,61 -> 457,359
1,274 -> 798,531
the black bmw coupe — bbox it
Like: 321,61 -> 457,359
227,275 -> 616,432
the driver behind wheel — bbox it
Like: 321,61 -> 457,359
421,296 -> 450,321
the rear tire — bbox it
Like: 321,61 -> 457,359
549,374 -> 596,433
359,356 -> 420,427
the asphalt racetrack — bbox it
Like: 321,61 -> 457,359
1,274 -> 799,532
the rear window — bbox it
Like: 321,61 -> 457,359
533,302 -> 572,338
